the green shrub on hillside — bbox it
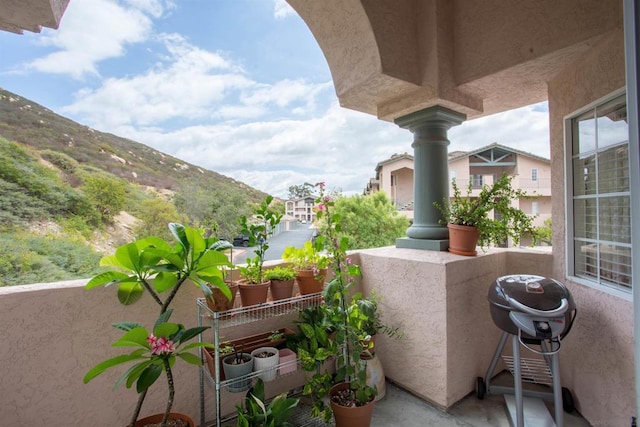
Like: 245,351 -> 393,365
0,138 -> 101,227
41,149 -> 79,173
132,198 -> 188,240
81,175 -> 126,223
0,232 -> 103,286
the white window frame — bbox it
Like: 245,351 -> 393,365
531,201 -> 539,216
564,87 -> 632,300
531,168 -> 538,182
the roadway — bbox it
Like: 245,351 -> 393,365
230,222 -> 316,265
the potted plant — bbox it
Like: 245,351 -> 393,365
250,346 -> 280,382
434,173 -> 536,256
291,305 -> 338,424
314,182 -> 378,427
238,195 -> 283,306
235,378 -> 299,427
282,240 -> 330,295
83,223 -> 232,427
223,348 -> 254,393
264,265 -> 295,300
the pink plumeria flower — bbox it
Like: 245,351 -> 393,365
148,334 -> 175,355
316,203 -> 324,211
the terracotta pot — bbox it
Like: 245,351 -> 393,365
204,281 -> 238,312
269,278 -> 294,300
133,412 -> 194,427
238,280 -> 270,306
295,268 -> 327,295
447,223 -> 479,256
329,382 -> 375,427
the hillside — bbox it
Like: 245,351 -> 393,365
0,87 -> 265,199
0,87 -> 268,286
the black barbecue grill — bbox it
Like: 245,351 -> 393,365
478,274 -> 577,427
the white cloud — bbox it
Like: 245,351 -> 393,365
111,101 -> 409,198
273,0 -> 296,20
450,102 -> 550,158
62,34 -> 333,130
27,0 -> 163,79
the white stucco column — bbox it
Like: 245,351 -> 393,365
394,106 -> 466,250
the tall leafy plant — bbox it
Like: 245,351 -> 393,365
239,195 -> 283,284
316,183 -> 378,408
83,223 -> 232,427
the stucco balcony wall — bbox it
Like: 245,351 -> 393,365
0,279 -> 208,426
357,247 -> 555,408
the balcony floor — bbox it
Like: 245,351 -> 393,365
373,375 -> 591,427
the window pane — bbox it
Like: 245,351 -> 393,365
574,198 -> 597,239
574,111 -> 596,154
597,144 -> 629,193
599,244 -> 632,289
575,241 -> 598,280
598,196 -> 631,243
596,95 -> 628,149
573,154 -> 597,196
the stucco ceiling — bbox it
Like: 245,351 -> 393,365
0,0 -> 69,34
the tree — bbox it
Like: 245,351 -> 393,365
532,217 -> 552,246
82,175 -> 126,223
173,183 -> 252,239
287,182 -> 316,199
317,191 -> 409,250
133,198 -> 188,241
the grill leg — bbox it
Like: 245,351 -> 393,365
512,334 -> 524,427
551,351 -> 564,426
484,331 -> 509,393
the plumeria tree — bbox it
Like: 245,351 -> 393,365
83,223 -> 232,427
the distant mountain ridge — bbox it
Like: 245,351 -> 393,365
0,87 -> 265,200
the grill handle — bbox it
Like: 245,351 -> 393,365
506,297 -> 569,317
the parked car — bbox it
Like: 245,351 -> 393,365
233,234 -> 250,247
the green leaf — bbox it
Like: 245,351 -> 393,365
154,310 -> 173,329
136,363 -> 163,393
178,326 -> 209,344
112,321 -> 143,332
115,242 -> 140,272
85,271 -> 130,289
181,341 -> 213,352
300,323 -> 314,340
117,281 -> 144,305
113,327 -> 149,348
154,322 -> 179,338
153,271 -> 177,293
177,351 -> 202,366
169,223 -> 188,252
83,352 -> 147,383
114,358 -> 152,389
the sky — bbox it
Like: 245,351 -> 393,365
0,0 -> 550,198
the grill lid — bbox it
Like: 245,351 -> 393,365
489,274 -> 572,312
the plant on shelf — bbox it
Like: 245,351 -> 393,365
83,223 -> 232,427
237,195 -> 283,305
434,173 -> 536,256
290,305 -> 338,423
236,378 -> 300,427
315,182 -> 378,426
282,240 -> 330,295
265,265 -> 296,300
238,195 -> 283,284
